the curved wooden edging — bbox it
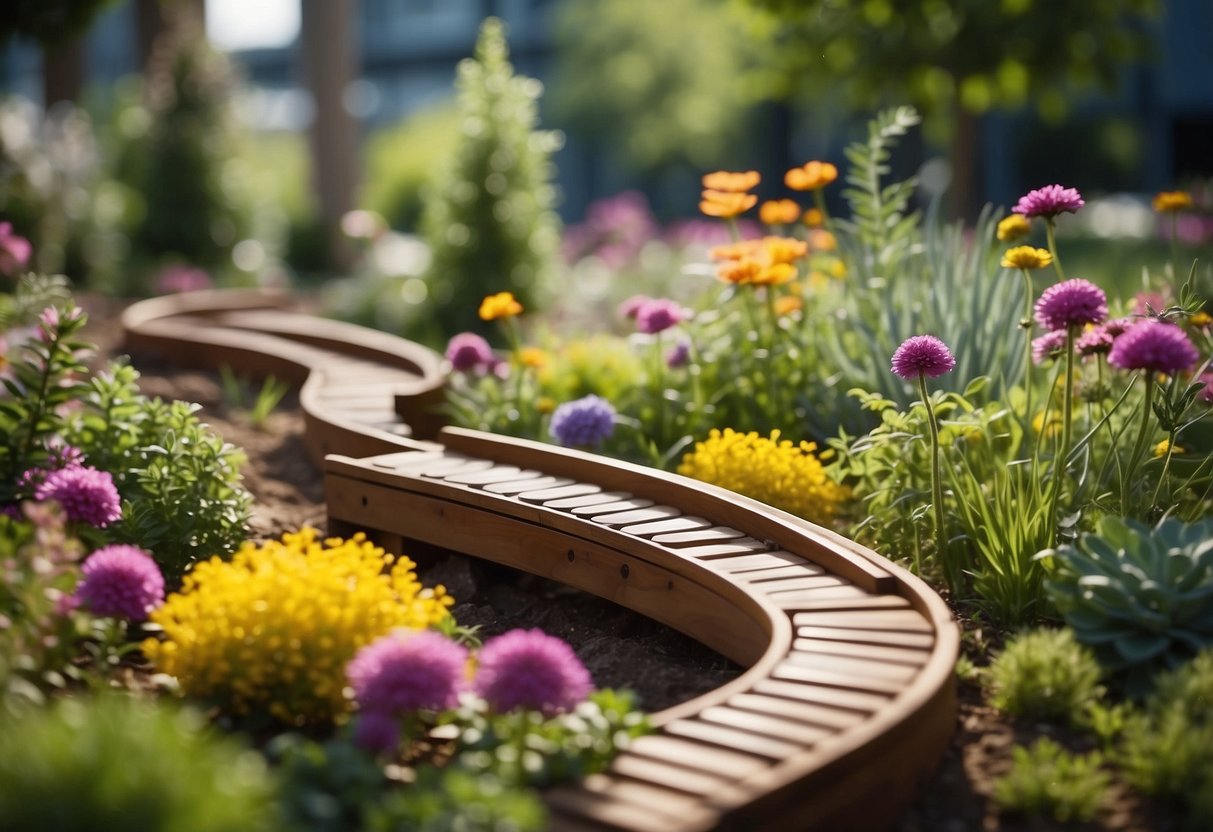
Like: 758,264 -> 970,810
122,290 -> 959,832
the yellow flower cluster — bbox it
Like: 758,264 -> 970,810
1152,191 -> 1193,213
143,528 -> 453,725
1001,245 -> 1053,270
479,291 -> 523,321
677,428 -> 850,525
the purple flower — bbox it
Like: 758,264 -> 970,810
445,332 -> 496,374
617,294 -> 651,321
473,629 -> 592,715
1032,330 -> 1068,365
1199,371 -> 1213,404
1108,320 -> 1200,375
890,335 -> 956,380
666,339 -> 691,369
34,465 -> 121,527
1104,317 -> 1134,337
76,544 -> 165,620
549,395 -> 616,448
1012,184 -> 1085,219
1034,279 -> 1108,331
0,222 -> 32,276
346,630 -> 468,715
154,264 -> 213,295
635,299 -> 686,335
353,711 -> 400,754
1076,325 -> 1115,357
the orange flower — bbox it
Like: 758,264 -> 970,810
700,190 -> 758,219
785,161 -> 838,192
759,199 -> 801,225
701,170 -> 761,193
802,208 -> 824,228
762,235 -> 808,265
718,257 -> 796,287
774,295 -> 803,317
518,347 -> 548,368
479,291 -> 523,321
1153,191 -> 1194,213
808,229 -> 837,252
709,239 -> 763,262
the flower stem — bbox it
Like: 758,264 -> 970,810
1020,268 -> 1034,439
1046,327 -> 1076,548
1123,373 -> 1156,513
1150,427 -> 1179,511
813,190 -> 832,234
918,373 -> 951,589
1045,219 -> 1065,281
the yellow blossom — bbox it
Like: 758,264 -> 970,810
1001,246 -> 1054,270
1153,191 -> 1193,213
678,428 -> 849,524
1189,311 -> 1212,328
712,236 -> 806,286
518,346 -> 548,369
997,214 -> 1031,242
785,161 -> 838,192
1033,410 -> 1062,439
536,396 -> 556,415
759,199 -> 801,225
701,170 -> 761,193
808,229 -> 837,252
479,291 -> 523,321
774,295 -> 803,317
762,235 -> 809,265
828,258 -> 847,279
1154,439 -> 1184,457
142,528 -> 453,724
717,258 -> 795,286
802,208 -> 824,228
700,189 -> 758,219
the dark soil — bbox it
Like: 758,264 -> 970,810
82,299 -> 1183,831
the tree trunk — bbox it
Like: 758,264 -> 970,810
949,105 -> 982,224
137,0 -> 206,70
301,0 -> 361,272
42,35 -> 84,107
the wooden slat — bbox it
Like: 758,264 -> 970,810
737,564 -> 826,581
745,574 -> 850,594
626,735 -> 770,778
420,458 -> 495,478
726,692 -> 867,731
591,506 -> 682,527
443,465 -> 531,485
698,705 -> 834,745
679,539 -> 772,558
793,637 -> 930,666
545,786 -> 709,832
517,483 -> 601,503
774,594 -> 913,612
569,497 -> 654,516
784,651 -> 921,683
707,552 -> 811,573
792,609 -> 932,632
662,718 -> 804,761
772,661 -> 909,696
607,755 -> 732,797
652,526 -> 746,547
577,774 -> 719,824
482,475 -> 574,494
795,625 -> 935,650
619,516 -> 712,536
749,678 -> 891,713
370,450 -> 445,469
545,491 -> 634,510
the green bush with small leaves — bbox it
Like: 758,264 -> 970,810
993,738 -> 1110,824
365,769 -> 547,832
988,627 -> 1103,724
1041,515 -> 1213,695
0,694 -> 279,832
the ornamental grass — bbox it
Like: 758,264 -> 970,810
143,528 -> 453,725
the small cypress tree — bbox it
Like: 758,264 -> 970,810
421,18 -> 562,341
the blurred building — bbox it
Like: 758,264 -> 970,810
1,0 -> 1210,218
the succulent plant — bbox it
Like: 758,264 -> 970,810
1039,516 -> 1213,695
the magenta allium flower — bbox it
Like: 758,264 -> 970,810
1012,184 -> 1085,219
474,629 -> 592,715
890,335 -> 956,380
1032,330 -> 1068,365
1034,279 -> 1108,331
445,332 -> 496,374
617,294 -> 652,320
1132,290 -> 1170,317
666,339 -> 691,369
1108,320 -> 1200,375
635,298 -> 686,335
549,395 -> 616,448
34,465 -> 121,527
1104,317 -> 1134,337
154,264 -> 214,295
76,544 -> 165,620
347,630 -> 468,714
1076,325 -> 1115,357
1199,371 -> 1213,404
353,711 -> 400,754
0,222 -> 32,276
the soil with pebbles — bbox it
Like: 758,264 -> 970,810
81,297 -> 1181,831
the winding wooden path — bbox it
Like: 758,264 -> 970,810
123,290 -> 958,832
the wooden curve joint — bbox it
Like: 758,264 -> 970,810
122,290 -> 959,832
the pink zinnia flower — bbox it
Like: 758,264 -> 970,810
617,294 -> 652,320
444,332 -> 496,374
890,335 -> 956,380
1076,325 -> 1115,357
1034,279 -> 1107,331
34,465 -> 121,527
666,339 -> 691,369
1104,317 -> 1134,337
0,222 -> 32,276
1108,320 -> 1200,375
1012,185 -> 1085,219
353,711 -> 400,754
347,630 -> 468,715
76,544 -> 165,620
635,298 -> 686,335
1032,330 -> 1068,365
474,628 -> 592,715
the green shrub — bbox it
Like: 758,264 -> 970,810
1041,515 -> 1213,695
0,694 -> 278,832
365,769 -> 547,832
988,627 -> 1103,723
269,735 -> 385,832
992,738 -> 1110,824
362,103 -> 461,232
1120,649 -> 1213,813
419,17 -> 562,341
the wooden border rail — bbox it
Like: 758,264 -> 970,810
122,290 -> 959,832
